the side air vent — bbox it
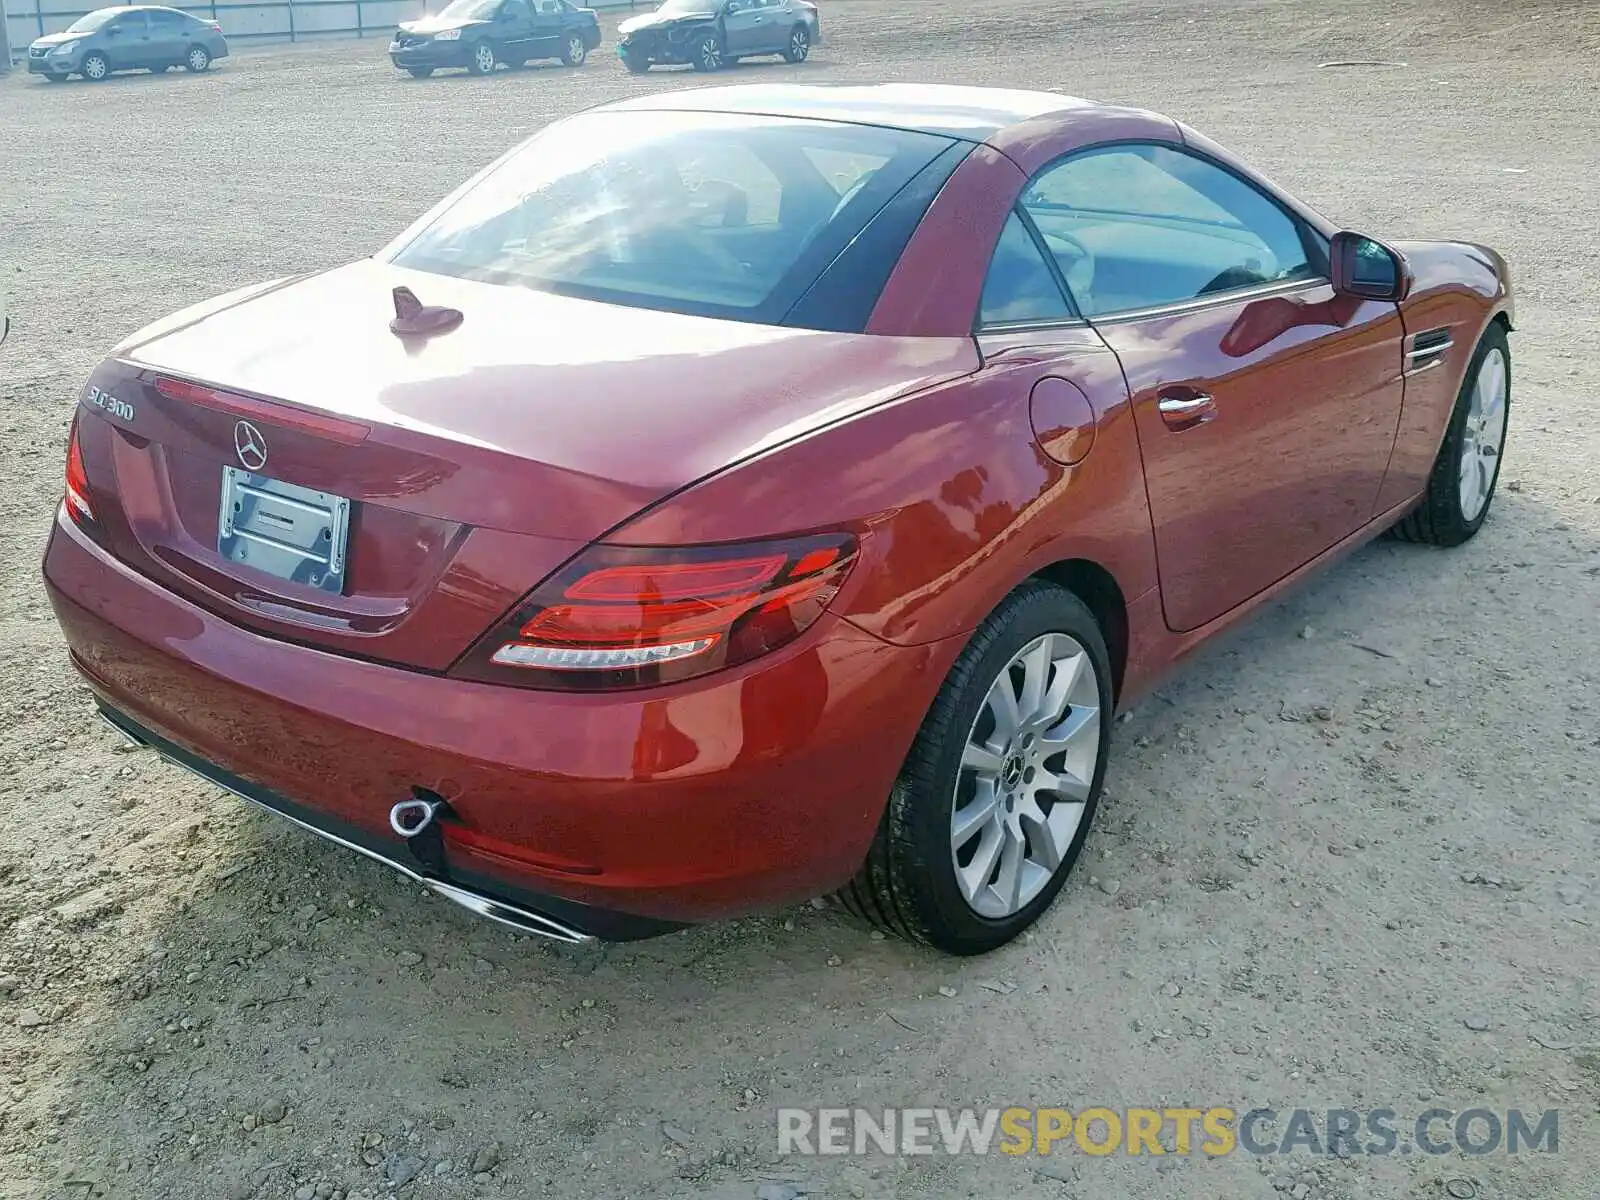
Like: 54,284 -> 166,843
1406,327 -> 1453,374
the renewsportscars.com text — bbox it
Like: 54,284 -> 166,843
777,1107 -> 1559,1158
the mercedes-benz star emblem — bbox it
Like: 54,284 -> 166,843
234,420 -> 268,471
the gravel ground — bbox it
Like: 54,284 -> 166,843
2,1 -> 1599,1197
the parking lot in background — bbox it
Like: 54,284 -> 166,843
1,1 -> 1598,1196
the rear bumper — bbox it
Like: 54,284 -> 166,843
44,509 -> 957,932
96,701 -> 667,942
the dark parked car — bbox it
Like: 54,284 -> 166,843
617,0 -> 818,73
26,5 -> 227,81
390,0 -> 600,77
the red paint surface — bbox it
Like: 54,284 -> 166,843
41,87 -> 1513,925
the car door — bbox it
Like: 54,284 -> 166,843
146,9 -> 187,66
753,0 -> 790,51
492,0 -> 533,56
520,0 -> 560,57
721,0 -> 766,53
103,11 -> 151,67
1019,143 -> 1405,633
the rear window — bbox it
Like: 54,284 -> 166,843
387,111 -> 954,324
66,9 -> 118,30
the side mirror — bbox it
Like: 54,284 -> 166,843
1330,231 -> 1411,302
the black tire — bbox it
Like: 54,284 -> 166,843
1390,323 -> 1510,547
406,66 -> 435,78
783,23 -> 809,62
559,31 -> 587,65
81,51 -> 109,81
835,582 -> 1113,955
691,32 -> 724,71
184,45 -> 211,72
621,47 -> 650,73
466,40 -> 497,75
44,72 -> 68,82
153,63 -> 172,72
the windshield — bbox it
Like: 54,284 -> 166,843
66,9 -> 119,31
659,0 -> 717,13
388,111 -> 952,324
437,0 -> 499,19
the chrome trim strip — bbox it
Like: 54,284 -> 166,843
1403,359 -> 1445,378
107,718 -> 594,945
1408,339 -> 1453,361
1087,277 -> 1328,326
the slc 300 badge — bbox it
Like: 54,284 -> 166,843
86,385 -> 135,423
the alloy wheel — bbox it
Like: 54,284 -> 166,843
83,54 -> 108,80
698,37 -> 722,69
474,43 -> 495,73
187,47 -> 209,71
789,28 -> 809,60
951,632 -> 1102,919
1459,346 -> 1507,521
566,34 -> 585,63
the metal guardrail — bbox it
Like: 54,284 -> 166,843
2,0 -> 641,62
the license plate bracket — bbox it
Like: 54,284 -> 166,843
218,467 -> 352,594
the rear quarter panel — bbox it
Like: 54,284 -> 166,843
613,341 -> 1155,652
1375,240 -> 1512,513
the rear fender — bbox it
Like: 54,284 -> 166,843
611,349 -> 1155,651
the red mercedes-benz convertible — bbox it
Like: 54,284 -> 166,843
43,85 -> 1512,955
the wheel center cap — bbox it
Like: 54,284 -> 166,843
1001,754 -> 1025,789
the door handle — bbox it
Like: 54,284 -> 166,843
1156,390 -> 1216,429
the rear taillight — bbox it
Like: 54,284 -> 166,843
64,415 -> 95,526
210,22 -> 222,32
453,533 -> 858,691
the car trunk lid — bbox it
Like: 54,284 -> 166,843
76,259 -> 976,671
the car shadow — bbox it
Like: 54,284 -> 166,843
30,487 -> 1599,1195
34,67 -> 225,86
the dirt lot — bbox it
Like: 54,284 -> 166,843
2,0 -> 1599,1196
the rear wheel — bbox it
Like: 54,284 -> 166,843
621,47 -> 650,73
406,65 -> 435,78
691,32 -> 724,71
783,23 -> 809,62
185,45 -> 211,72
835,582 -> 1112,955
1390,323 -> 1510,546
560,31 -> 587,65
81,51 -> 109,81
467,41 -> 497,74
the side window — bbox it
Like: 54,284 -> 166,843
979,212 -> 1073,328
1020,144 -> 1318,318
